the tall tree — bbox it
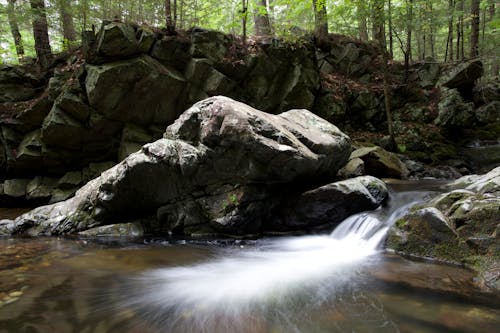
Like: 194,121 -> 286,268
312,0 -> 328,39
388,0 -> 394,58
456,0 -> 465,60
470,0 -> 480,58
57,0 -> 77,49
241,0 -> 249,44
356,1 -> 369,41
30,0 -> 52,69
404,0 -> 414,81
372,0 -> 386,50
165,0 -> 177,33
445,0 -> 455,62
6,0 -> 24,60
253,0 -> 272,38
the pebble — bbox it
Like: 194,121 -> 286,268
4,297 -> 19,305
9,291 -> 23,297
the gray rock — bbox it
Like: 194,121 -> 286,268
85,55 -> 186,126
26,177 -> 57,200
338,157 -> 365,179
277,176 -> 388,230
3,179 -> 30,197
388,166 -> 500,292
96,22 -> 140,58
1,96 -> 351,236
190,29 -> 229,62
79,222 -> 144,237
438,59 -> 483,89
435,88 -> 475,128
351,146 -> 409,179
475,101 -> 500,123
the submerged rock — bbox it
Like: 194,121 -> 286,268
387,166 -> 500,292
0,96 -> 356,237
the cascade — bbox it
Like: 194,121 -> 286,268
118,190 -> 433,332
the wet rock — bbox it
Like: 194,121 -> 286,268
277,176 -> 388,230
0,96 -> 352,236
350,146 -> 409,179
337,157 -> 365,179
79,222 -> 144,237
388,166 -> 500,292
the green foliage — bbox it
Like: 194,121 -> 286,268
0,0 -> 498,78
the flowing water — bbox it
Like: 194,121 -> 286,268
0,183 -> 499,333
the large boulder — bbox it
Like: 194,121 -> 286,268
273,176 -> 388,231
0,97 -> 352,236
438,59 -> 483,90
435,88 -> 475,128
350,145 -> 409,179
387,166 -> 500,291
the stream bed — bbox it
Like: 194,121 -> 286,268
0,183 -> 499,333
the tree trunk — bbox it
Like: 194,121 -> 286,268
165,0 -> 176,33
357,1 -> 369,41
253,0 -> 272,37
58,0 -> 77,49
7,0 -> 24,60
470,0 -> 480,58
428,1 -> 435,59
404,0 -> 413,81
312,0 -> 328,39
242,0 -> 248,44
445,0 -> 454,62
457,0 -> 464,60
372,0 -> 386,50
30,0 -> 52,69
388,0 -> 393,58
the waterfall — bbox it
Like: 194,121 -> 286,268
119,190 -> 433,332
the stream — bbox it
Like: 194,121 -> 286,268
0,182 -> 499,333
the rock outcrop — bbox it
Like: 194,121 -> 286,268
0,96 -> 388,237
387,166 -> 500,291
0,21 -> 499,206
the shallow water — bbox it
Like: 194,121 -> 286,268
0,236 -> 498,333
0,184 -> 499,333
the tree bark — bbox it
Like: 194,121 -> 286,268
312,0 -> 328,39
357,1 -> 369,41
30,0 -> 52,69
165,0 -> 176,33
445,0 -> 454,62
404,0 -> 413,81
457,0 -> 464,60
242,0 -> 248,44
58,0 -> 77,49
470,0 -> 480,58
372,0 -> 386,50
388,0 -> 393,58
7,0 -> 24,59
253,0 -> 272,37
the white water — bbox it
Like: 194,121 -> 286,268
121,191 -> 432,332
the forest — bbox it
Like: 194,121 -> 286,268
1,0 -> 499,77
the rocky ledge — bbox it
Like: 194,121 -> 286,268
387,166 -> 500,292
0,96 -> 389,237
